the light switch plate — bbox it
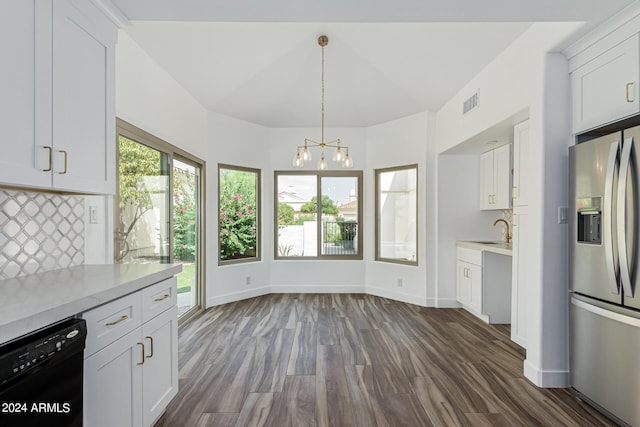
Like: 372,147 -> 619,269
558,206 -> 568,224
89,206 -> 98,224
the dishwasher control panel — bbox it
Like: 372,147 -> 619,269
0,318 -> 86,386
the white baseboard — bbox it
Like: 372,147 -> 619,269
433,298 -> 460,308
524,359 -> 569,388
269,284 -> 366,294
206,286 -> 270,308
366,286 -> 428,307
207,285 -> 458,309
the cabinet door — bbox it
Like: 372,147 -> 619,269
468,263 -> 483,314
456,260 -> 471,306
84,329 -> 144,427
572,34 -> 639,133
142,306 -> 178,427
480,151 -> 494,209
493,144 -> 512,209
0,0 -> 51,188
512,120 -> 529,207
511,210 -> 528,348
51,0 -> 115,194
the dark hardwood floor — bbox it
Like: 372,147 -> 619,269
155,294 -> 614,427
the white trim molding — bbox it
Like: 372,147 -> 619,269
524,359 -> 569,388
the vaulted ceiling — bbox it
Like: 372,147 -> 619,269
111,0 -> 637,127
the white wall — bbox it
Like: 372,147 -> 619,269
207,112 -> 272,306
435,23 -> 581,387
268,127 -> 368,292
364,112 -> 434,306
116,33 -> 208,159
436,155 -> 501,305
116,32 -> 274,308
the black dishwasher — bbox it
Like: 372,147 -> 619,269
0,318 -> 86,427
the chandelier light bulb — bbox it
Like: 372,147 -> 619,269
318,152 -> 327,170
302,144 -> 311,162
293,149 -> 303,167
343,149 -> 353,168
333,142 -> 343,162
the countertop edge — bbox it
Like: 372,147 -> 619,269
456,240 -> 513,257
0,264 -> 182,344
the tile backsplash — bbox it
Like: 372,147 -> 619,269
0,189 -> 84,280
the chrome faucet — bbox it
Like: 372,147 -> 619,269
493,218 -> 511,244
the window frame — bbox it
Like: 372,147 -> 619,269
274,170 -> 363,260
375,164 -> 419,266
218,163 -> 262,265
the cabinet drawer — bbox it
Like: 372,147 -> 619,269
83,291 -> 142,357
142,277 -> 177,323
457,247 -> 482,265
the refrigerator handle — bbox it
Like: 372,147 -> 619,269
618,137 -> 634,298
605,140 -> 621,294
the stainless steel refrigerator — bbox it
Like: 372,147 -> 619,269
569,125 -> 640,427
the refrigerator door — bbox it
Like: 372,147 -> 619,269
570,295 -> 640,426
569,132 -> 622,304
621,125 -> 640,310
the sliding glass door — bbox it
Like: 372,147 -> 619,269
173,157 -> 201,316
117,135 -> 171,264
116,119 -> 205,321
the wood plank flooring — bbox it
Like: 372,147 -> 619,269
155,294 -> 615,427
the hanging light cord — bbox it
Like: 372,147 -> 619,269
321,42 -> 325,145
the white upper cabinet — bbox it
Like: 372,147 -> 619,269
480,144 -> 512,210
0,0 -> 116,194
0,1 -> 49,188
512,120 -> 530,207
571,34 -> 639,134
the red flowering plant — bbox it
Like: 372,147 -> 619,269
219,169 -> 257,260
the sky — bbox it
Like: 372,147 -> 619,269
278,175 -> 357,205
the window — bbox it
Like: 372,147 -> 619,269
275,171 -> 363,259
218,164 -> 261,264
375,164 -> 418,265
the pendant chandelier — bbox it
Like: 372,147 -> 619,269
293,35 -> 353,170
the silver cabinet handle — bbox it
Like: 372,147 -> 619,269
154,294 -> 170,302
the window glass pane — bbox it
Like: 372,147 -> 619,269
219,166 -> 260,263
321,176 -> 359,255
117,135 -> 170,264
276,175 -> 317,257
377,166 -> 418,264
173,159 -> 200,317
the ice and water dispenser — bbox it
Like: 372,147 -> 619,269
577,197 -> 601,244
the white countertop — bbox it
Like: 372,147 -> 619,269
456,240 -> 513,257
0,263 -> 182,344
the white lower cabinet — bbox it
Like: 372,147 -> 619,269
456,246 -> 512,324
83,277 -> 178,427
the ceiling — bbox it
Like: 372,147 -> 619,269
111,0 -> 637,128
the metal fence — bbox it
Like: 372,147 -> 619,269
322,221 -> 357,255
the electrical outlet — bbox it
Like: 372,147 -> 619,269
245,276 -> 251,285
558,206 -> 568,224
397,278 -> 403,287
